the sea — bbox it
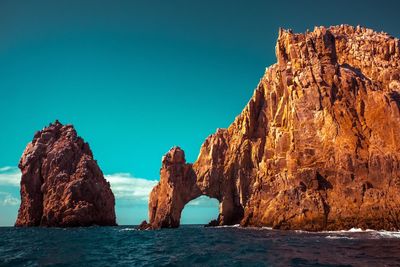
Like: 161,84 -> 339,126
0,225 -> 399,267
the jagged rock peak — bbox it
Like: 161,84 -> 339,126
162,146 -> 186,166
146,25 -> 400,231
15,121 -> 116,227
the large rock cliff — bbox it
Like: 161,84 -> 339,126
15,121 -> 116,227
145,25 -> 400,231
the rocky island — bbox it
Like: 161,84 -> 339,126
143,25 -> 400,231
15,121 -> 116,227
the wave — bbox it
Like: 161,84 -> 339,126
214,224 -> 240,228
321,228 -> 400,239
320,227 -> 375,234
228,226 -> 400,239
325,235 -> 355,240
373,231 -> 400,239
261,226 -> 274,230
122,224 -> 400,239
119,228 -> 137,232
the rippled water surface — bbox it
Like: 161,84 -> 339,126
1,225 -> 400,266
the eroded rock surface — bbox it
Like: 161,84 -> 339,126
15,121 -> 116,227
146,25 -> 400,231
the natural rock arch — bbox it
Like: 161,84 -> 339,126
147,147 -> 244,228
180,196 -> 220,225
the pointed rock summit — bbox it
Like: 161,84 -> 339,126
15,121 -> 116,227
146,25 -> 400,231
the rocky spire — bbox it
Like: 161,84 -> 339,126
15,121 -> 116,227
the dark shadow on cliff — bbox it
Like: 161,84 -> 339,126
341,63 -> 369,81
389,91 -> 400,109
316,172 -> 333,190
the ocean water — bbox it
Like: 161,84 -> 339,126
1,225 -> 400,267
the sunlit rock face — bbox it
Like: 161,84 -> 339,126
148,147 -> 200,229
146,25 -> 400,231
15,121 -> 116,227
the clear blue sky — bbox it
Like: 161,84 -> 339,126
0,0 -> 399,226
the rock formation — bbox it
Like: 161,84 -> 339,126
15,120 -> 116,227
145,25 -> 400,231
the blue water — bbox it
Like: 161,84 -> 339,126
1,225 -> 400,266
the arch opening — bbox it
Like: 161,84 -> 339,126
180,196 -> 220,226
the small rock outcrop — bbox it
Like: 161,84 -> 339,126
15,121 -> 116,227
146,25 -> 400,231
137,220 -> 152,230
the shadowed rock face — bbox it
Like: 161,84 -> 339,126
146,25 -> 400,231
15,121 -> 116,227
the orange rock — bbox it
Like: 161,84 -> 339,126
147,25 -> 400,231
15,120 -> 116,227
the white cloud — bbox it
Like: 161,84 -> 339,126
0,166 -> 217,207
105,173 -> 158,202
0,166 -> 20,187
0,167 -> 158,203
0,192 -> 20,206
0,166 -> 221,225
186,195 -> 220,207
0,166 -> 14,172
